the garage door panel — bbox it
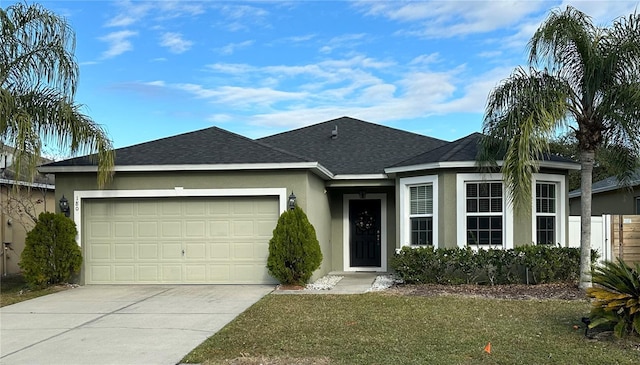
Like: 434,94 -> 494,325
114,222 -> 134,237
162,265 -> 182,281
138,222 -> 159,237
232,221 -> 254,236
185,242 -> 206,258
114,202 -> 134,216
114,265 -> 135,282
138,265 -> 159,281
210,221 -> 230,237
161,242 -> 182,259
114,243 -> 135,260
211,243 -> 230,259
185,221 -> 206,237
89,244 -> 112,260
90,265 -> 111,282
84,196 -> 279,284
138,244 -> 159,260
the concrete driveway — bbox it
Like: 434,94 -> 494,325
0,285 -> 273,365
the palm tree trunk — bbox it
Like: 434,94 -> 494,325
579,150 -> 595,289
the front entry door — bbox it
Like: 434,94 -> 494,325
349,199 -> 381,267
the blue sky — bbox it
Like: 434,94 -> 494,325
15,0 -> 640,149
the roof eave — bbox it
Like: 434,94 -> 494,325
39,162 -> 335,180
384,160 -> 580,174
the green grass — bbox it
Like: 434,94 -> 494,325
0,275 -> 67,307
183,293 -> 639,365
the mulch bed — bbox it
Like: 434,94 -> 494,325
387,282 -> 588,301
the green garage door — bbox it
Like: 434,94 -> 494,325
83,196 -> 279,284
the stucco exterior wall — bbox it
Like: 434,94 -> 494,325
0,185 -> 55,275
570,187 -> 640,216
304,172 -> 332,279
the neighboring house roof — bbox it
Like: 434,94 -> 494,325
258,116 -> 448,175
569,168 -> 640,198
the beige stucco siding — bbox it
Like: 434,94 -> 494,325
0,185 -> 55,275
304,172 -> 332,280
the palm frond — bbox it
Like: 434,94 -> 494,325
481,67 -> 570,212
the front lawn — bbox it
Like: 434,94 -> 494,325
0,275 -> 68,307
183,293 -> 639,365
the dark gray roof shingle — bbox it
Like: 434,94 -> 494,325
45,126 -> 310,167
392,132 -> 577,168
258,116 -> 448,174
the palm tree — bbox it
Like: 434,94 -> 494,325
480,6 -> 640,289
1,2 -> 113,186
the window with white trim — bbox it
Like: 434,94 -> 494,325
400,175 -> 438,247
531,174 -> 566,246
465,182 -> 504,246
535,182 -> 557,245
409,185 -> 433,245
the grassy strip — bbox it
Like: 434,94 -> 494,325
184,293 -> 639,365
0,275 -> 67,307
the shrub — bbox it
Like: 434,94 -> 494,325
19,212 -> 81,289
391,246 -> 597,285
586,259 -> 640,338
267,205 -> 322,286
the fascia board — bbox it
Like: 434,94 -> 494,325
39,162 -> 335,179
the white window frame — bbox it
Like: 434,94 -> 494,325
456,173 -> 514,250
400,175 -> 438,248
531,173 -> 566,246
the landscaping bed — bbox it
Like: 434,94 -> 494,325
388,282 -> 586,301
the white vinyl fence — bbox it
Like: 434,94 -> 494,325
568,215 -> 612,264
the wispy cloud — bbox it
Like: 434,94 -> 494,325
319,33 -> 368,54
215,4 -> 270,32
217,40 -> 255,55
160,32 -> 193,54
356,1 -> 547,38
99,30 -> 138,59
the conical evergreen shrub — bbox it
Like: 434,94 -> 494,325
267,205 -> 322,285
20,212 -> 82,289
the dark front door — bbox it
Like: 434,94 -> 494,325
349,199 -> 381,267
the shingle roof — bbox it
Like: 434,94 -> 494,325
392,132 -> 577,168
569,168 -> 640,198
44,126 -> 310,167
258,116 -> 448,174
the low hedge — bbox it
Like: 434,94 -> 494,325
390,245 -> 599,285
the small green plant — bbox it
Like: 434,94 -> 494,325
19,212 -> 82,289
586,259 -> 640,338
267,205 -> 322,286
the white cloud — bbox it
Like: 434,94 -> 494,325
217,40 -> 255,55
356,0 -> 548,38
160,32 -> 193,54
319,33 -> 367,54
99,30 -> 137,59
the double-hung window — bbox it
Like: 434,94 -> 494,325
535,182 -> 557,244
409,185 -> 433,245
465,182 -> 504,246
531,174 -> 566,246
400,176 -> 438,247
